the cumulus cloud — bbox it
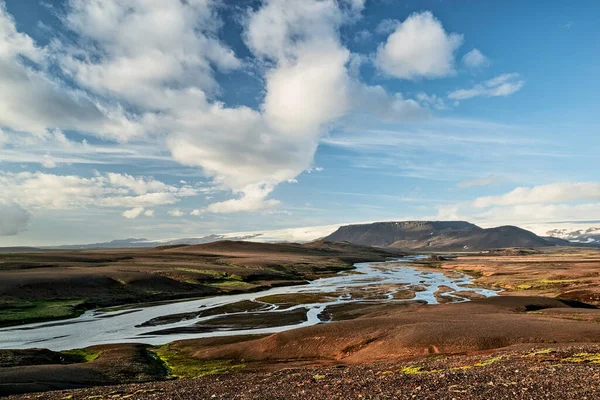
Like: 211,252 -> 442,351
169,0 -> 424,213
375,11 -> 463,79
448,73 -> 524,100
0,201 -> 31,236
435,182 -> 600,227
143,209 -> 154,217
167,209 -> 184,217
206,184 -> 281,213
0,4 -> 142,141
122,207 -> 145,219
462,49 -> 489,69
0,0 -> 428,218
42,154 -> 56,168
0,171 -> 200,211
474,182 -> 600,208
58,0 -> 240,109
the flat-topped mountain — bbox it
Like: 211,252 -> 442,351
324,221 -> 552,251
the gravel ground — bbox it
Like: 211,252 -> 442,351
10,344 -> 600,400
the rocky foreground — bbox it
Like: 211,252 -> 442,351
10,344 -> 600,399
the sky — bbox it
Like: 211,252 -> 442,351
0,0 -> 599,246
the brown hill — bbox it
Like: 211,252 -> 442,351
324,221 -> 552,251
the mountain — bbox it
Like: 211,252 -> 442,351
546,227 -> 600,245
48,234 -> 263,249
324,221 -> 553,251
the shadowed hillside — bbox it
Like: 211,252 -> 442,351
324,221 -> 552,251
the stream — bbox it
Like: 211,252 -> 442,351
0,256 -> 498,351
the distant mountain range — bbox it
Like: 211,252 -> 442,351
3,221 -> 600,252
546,227 -> 600,245
324,221 -> 562,251
51,234 -> 264,249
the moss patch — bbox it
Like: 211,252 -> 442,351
397,366 -> 424,375
207,280 -> 254,289
526,348 -> 555,357
151,345 -> 245,378
474,356 -> 503,367
60,348 -> 102,363
536,279 -> 579,284
562,352 -> 600,364
0,298 -> 86,326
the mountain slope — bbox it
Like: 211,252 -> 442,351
324,221 -> 552,251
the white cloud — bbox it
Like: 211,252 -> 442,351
0,129 -> 7,147
168,208 -> 184,217
169,0 -> 422,213
448,73 -> 524,100
143,209 -> 154,217
462,49 -> 489,69
59,0 -> 240,108
474,182 -> 600,208
374,11 -> 463,79
354,29 -> 371,42
122,207 -> 145,219
0,0 -> 428,221
434,182 -> 600,228
206,183 -> 281,214
41,154 -> 56,168
416,92 -> 447,110
375,18 -> 399,35
0,4 -> 143,141
458,176 -> 497,188
0,171 -> 200,211
0,201 -> 31,236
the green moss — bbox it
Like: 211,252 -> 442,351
313,374 -> 326,380
174,268 -> 223,277
150,345 -> 245,378
527,348 -> 555,357
474,356 -> 503,367
397,366 -> 424,375
207,280 -> 253,289
536,279 -> 579,284
562,353 -> 600,363
0,298 -> 86,326
60,348 -> 102,363
377,370 -> 394,376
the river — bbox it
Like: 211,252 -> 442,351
0,256 -> 497,351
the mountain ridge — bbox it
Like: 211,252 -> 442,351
324,221 -> 553,251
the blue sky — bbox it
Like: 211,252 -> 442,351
0,0 -> 599,245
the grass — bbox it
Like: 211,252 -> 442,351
151,345 -> 245,379
60,348 -> 102,363
0,298 -> 86,326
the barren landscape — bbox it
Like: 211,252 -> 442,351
3,243 -> 600,398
